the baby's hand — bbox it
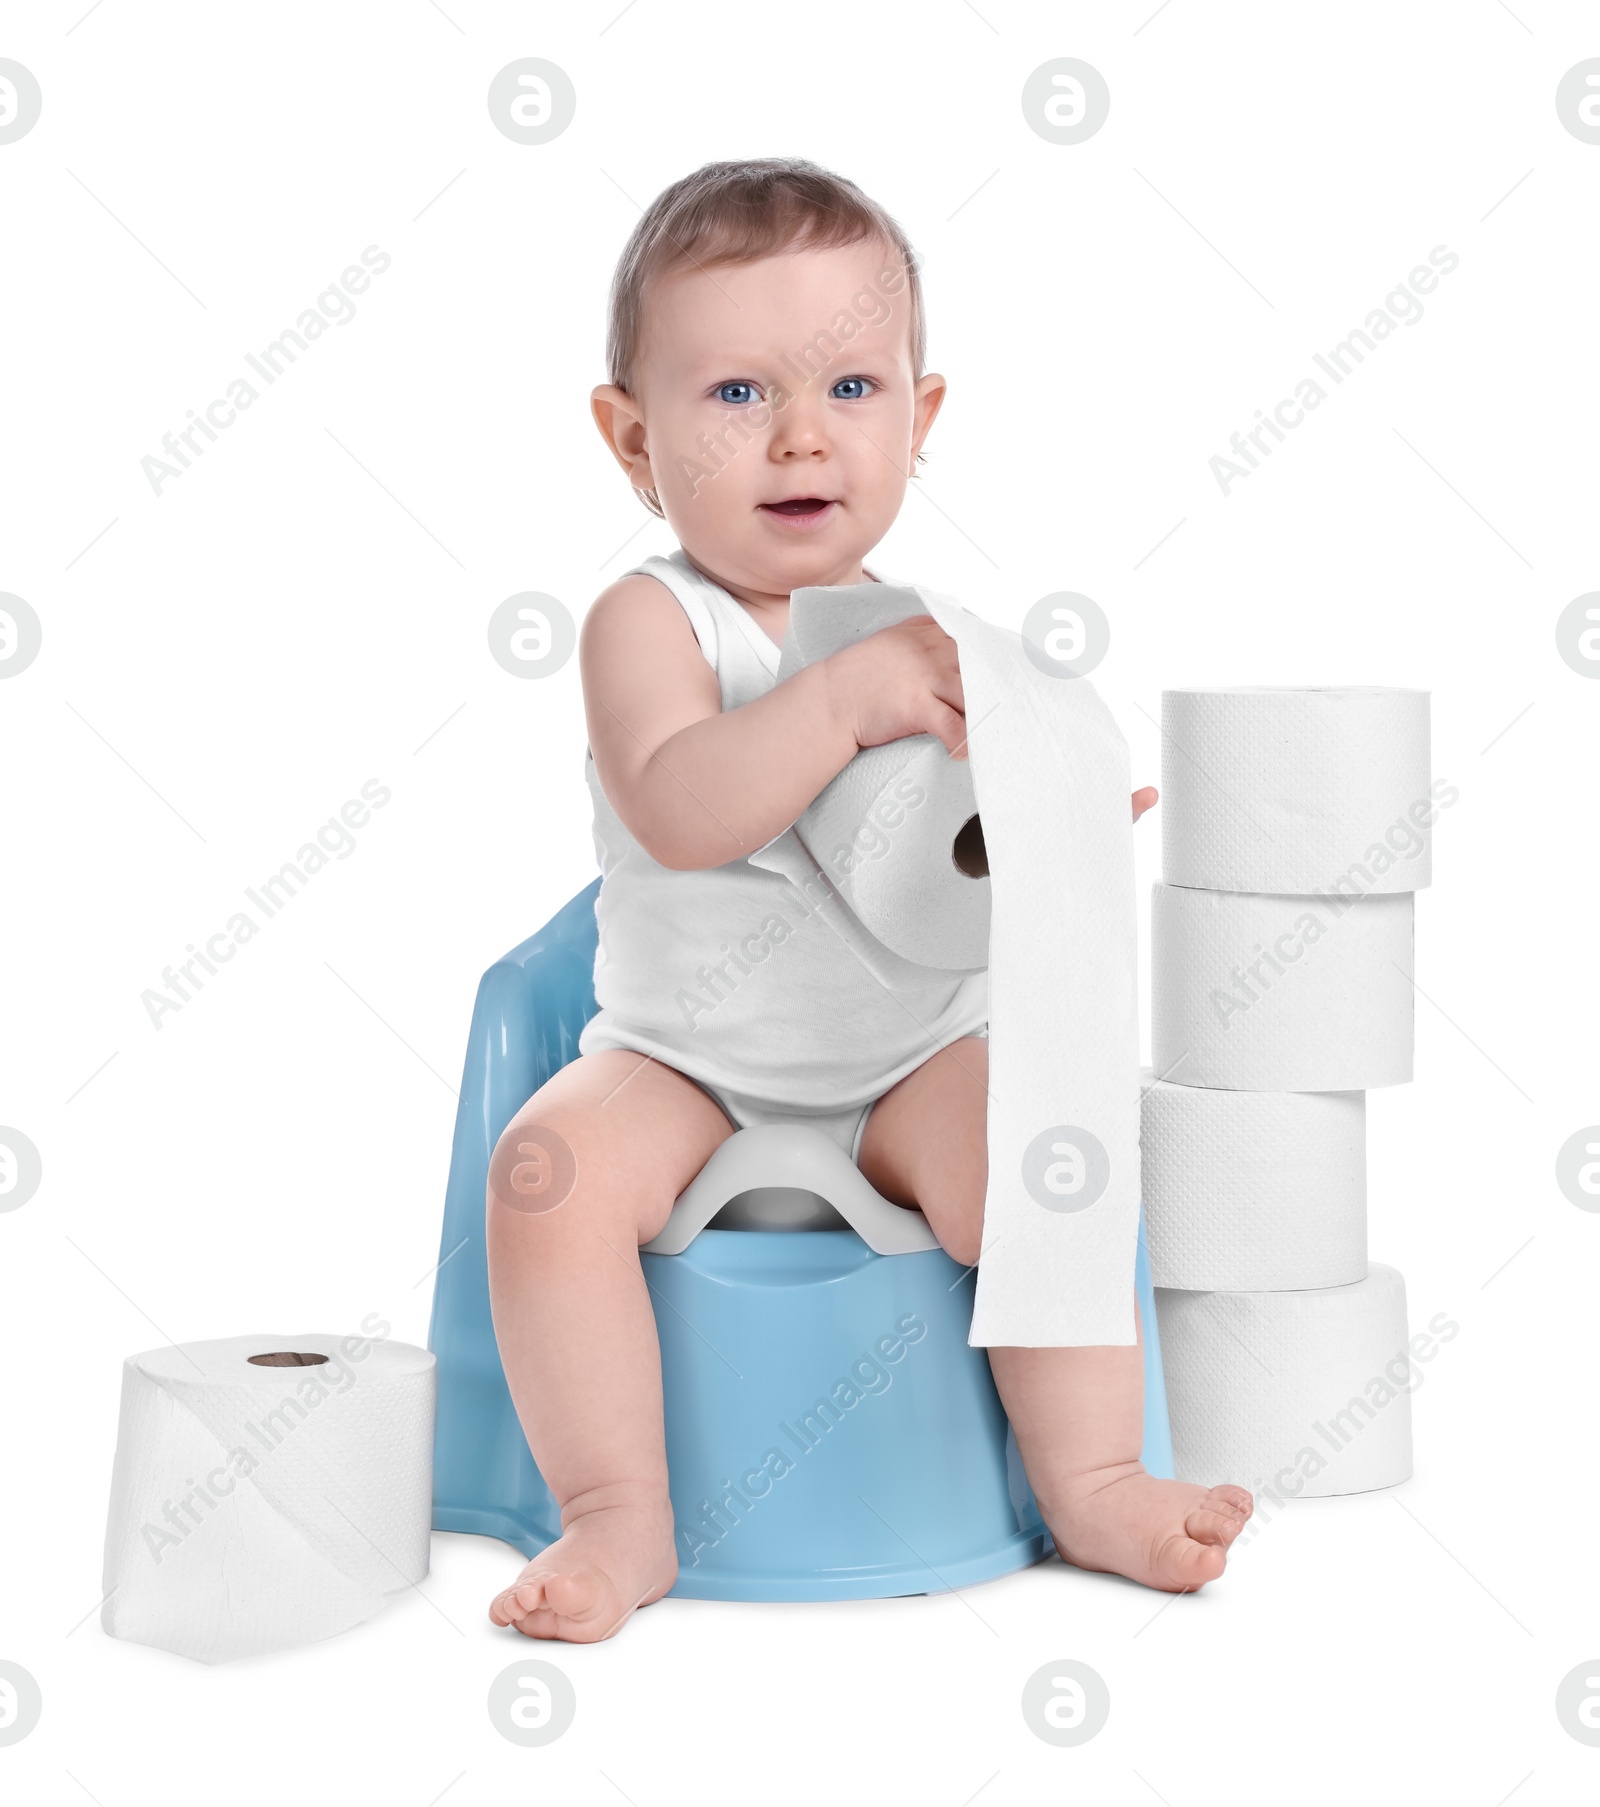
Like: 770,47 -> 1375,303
820,620 -> 1164,820
822,616 -> 969,759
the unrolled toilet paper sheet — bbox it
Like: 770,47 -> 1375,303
1155,1266 -> 1413,1497
1161,687 -> 1433,894
101,1332 -> 436,1664
1152,882 -> 1414,1090
754,581 -> 1143,1347
1140,1073 -> 1367,1290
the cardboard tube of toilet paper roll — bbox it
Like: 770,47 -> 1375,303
1161,687 -> 1433,894
101,1332 -> 436,1664
1140,1072 -> 1367,1289
1154,1266 -> 1414,1497
1151,882 -> 1414,1090
762,579 -> 1143,1347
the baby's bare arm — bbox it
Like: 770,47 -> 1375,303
581,575 -> 968,871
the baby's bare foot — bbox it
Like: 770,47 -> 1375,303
488,1501 -> 678,1643
1044,1465 -> 1253,1593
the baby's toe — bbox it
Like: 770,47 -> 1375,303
1152,1532 -> 1227,1591
513,1574 -> 552,1613
538,1565 -> 609,1625
488,1583 -> 529,1626
1185,1485 -> 1254,1548
489,1563 -> 557,1626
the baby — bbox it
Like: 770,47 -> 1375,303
487,158 -> 1252,1643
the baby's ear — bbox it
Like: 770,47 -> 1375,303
591,385 -> 649,476
910,371 -> 947,462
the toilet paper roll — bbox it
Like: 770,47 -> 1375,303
755,578 -> 1143,1348
1154,1265 -> 1413,1497
1152,882 -> 1414,1090
102,1331 -> 436,1664
1141,1073 -> 1367,1289
1161,687 -> 1433,894
795,736 -> 989,971
774,582 -> 989,972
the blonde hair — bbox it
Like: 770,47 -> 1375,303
603,158 -> 927,517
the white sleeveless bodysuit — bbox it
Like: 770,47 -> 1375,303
576,547 -> 989,1157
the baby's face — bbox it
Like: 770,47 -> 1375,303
608,238 -> 943,592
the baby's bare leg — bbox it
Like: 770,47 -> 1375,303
858,1038 -> 1253,1592
485,1049 -> 733,1641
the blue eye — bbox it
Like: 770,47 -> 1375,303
716,381 -> 757,405
831,377 -> 873,400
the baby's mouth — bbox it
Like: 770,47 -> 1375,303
759,495 -> 835,518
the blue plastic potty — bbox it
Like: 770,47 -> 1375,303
428,880 -> 1173,1601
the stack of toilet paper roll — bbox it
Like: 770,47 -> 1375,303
1147,688 -> 1433,1499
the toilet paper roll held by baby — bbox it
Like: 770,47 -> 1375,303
796,727 -> 990,973
774,582 -> 992,974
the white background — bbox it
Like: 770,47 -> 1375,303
3,0 -> 1597,1801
